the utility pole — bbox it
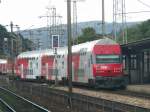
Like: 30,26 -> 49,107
6,21 -> 19,75
6,21 -> 19,56
102,0 -> 105,37
23,27 -> 41,50
39,7 -> 63,48
113,0 -> 117,41
73,0 -> 77,45
15,26 -> 23,54
67,0 -> 72,93
113,0 -> 127,43
72,0 -> 85,45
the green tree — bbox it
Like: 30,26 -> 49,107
22,38 -> 33,51
0,25 -> 10,56
75,27 -> 98,44
0,24 -> 33,58
117,19 -> 150,44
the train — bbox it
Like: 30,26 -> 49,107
1,38 -> 127,88
0,59 -> 12,75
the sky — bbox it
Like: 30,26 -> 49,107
0,0 -> 150,31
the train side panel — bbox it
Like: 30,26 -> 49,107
16,58 -> 29,79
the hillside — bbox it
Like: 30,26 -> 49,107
20,21 -> 140,49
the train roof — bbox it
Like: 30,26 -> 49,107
17,37 -> 118,58
0,59 -> 7,64
72,37 -> 117,52
17,47 -> 67,58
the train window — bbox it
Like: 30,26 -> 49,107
57,55 -> 61,58
96,55 -> 121,64
123,55 -> 126,70
62,62 -> 64,69
36,62 -> 38,68
30,62 -> 33,68
88,59 -> 90,67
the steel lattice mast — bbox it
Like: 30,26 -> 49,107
113,0 -> 127,44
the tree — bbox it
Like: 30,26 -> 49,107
75,27 -> 97,44
0,24 -> 33,58
117,19 -> 150,44
0,25 -> 10,56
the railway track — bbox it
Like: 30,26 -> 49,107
12,79 -> 150,105
0,98 -> 16,112
2,80 -> 150,112
10,78 -> 150,104
54,86 -> 150,109
15,77 -> 150,101
0,87 -> 50,112
1,75 -> 150,112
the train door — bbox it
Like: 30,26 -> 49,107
46,63 -> 48,79
32,59 -> 37,79
27,60 -> 33,79
61,56 -> 65,79
86,53 -> 93,80
56,56 -> 64,81
62,54 -> 67,80
78,49 -> 88,83
20,64 -> 24,78
72,63 -> 75,81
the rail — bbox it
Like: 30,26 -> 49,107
10,81 -> 150,112
0,98 -> 16,112
0,86 -> 50,112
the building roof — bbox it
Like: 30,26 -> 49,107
0,59 -> 7,64
121,38 -> 150,54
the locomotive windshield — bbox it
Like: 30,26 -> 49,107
96,55 -> 121,64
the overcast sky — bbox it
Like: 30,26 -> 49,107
0,0 -> 150,31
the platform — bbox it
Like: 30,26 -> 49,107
127,84 -> 150,94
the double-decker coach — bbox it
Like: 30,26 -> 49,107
70,37 -> 126,88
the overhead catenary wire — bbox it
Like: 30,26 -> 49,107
137,0 -> 150,8
115,10 -> 150,15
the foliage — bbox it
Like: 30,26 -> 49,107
75,27 -> 103,44
117,19 -> 150,44
0,24 -> 33,58
0,25 -> 10,56
22,38 -> 33,51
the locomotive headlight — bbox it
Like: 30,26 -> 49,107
114,68 -> 122,72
